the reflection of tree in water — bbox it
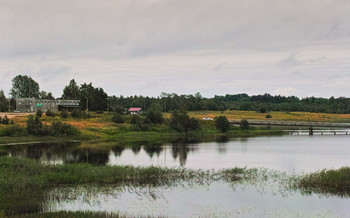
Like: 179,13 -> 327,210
5,142 -> 80,162
171,143 -> 199,167
65,149 -> 109,165
143,146 -> 163,158
216,135 -> 229,154
131,146 -> 141,155
111,146 -> 125,157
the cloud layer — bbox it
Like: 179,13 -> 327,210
1,0 -> 350,98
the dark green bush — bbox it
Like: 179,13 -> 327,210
1,115 -> 10,125
215,116 -> 230,133
50,120 -> 80,136
112,113 -> 124,124
60,110 -> 68,118
36,109 -> 43,117
130,115 -> 142,124
240,119 -> 250,130
170,111 -> 200,133
46,109 -> 54,117
71,108 -> 83,118
26,115 -> 43,135
0,125 -> 26,136
25,115 -> 80,137
266,114 -> 272,118
146,110 -> 163,124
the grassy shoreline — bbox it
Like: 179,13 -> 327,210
1,157 -> 349,216
0,127 -> 284,146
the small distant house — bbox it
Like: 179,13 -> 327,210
128,107 -> 142,115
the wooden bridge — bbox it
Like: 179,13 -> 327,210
229,119 -> 350,129
229,119 -> 350,135
286,129 -> 349,135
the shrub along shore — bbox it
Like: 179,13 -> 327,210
0,110 -> 284,145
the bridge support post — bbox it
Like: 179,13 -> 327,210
309,126 -> 313,135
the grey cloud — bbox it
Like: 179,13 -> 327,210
0,0 -> 350,98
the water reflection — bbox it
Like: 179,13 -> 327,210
45,181 -> 350,217
2,135 -> 350,172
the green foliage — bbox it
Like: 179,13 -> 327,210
80,83 -> 108,112
0,90 -> 9,112
0,125 -> 26,137
71,109 -> 83,118
0,115 -> 10,125
108,92 -> 350,114
170,110 -> 200,133
60,110 -> 68,118
298,167 -> 350,195
26,115 -> 43,135
214,116 -> 230,133
266,114 -> 272,118
130,115 -> 142,124
38,91 -> 55,99
50,120 -> 80,136
62,79 -> 80,100
112,113 -> 124,124
240,119 -> 250,130
113,105 -> 124,114
130,115 -> 149,130
36,109 -> 43,117
46,109 -> 54,117
10,75 -> 40,98
25,115 -> 80,137
146,110 -> 163,124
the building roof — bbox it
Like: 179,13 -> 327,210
128,107 -> 142,112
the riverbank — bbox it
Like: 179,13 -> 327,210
0,110 -> 284,146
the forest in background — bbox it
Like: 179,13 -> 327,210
1,75 -> 350,114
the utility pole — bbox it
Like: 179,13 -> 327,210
85,97 -> 89,113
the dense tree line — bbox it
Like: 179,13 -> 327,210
3,75 -> 350,114
108,93 -> 350,114
61,79 -> 108,112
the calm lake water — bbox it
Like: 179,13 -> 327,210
2,135 -> 350,173
46,181 -> 350,217
2,134 -> 350,217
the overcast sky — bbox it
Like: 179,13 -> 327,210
1,0 -> 350,98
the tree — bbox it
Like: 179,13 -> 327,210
146,104 -> 163,124
240,119 -> 250,130
36,109 -> 43,117
170,110 -> 200,133
79,83 -> 108,112
146,110 -> 163,124
0,90 -> 9,112
38,91 -> 55,99
26,115 -> 43,135
112,113 -> 124,124
62,79 -> 80,99
215,116 -> 230,133
10,75 -> 40,98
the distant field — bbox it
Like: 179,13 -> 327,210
3,110 -> 350,131
165,110 -> 350,123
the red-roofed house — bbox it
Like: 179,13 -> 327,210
128,107 -> 143,115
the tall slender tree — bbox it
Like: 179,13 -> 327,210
62,79 -> 80,99
0,90 -> 9,112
